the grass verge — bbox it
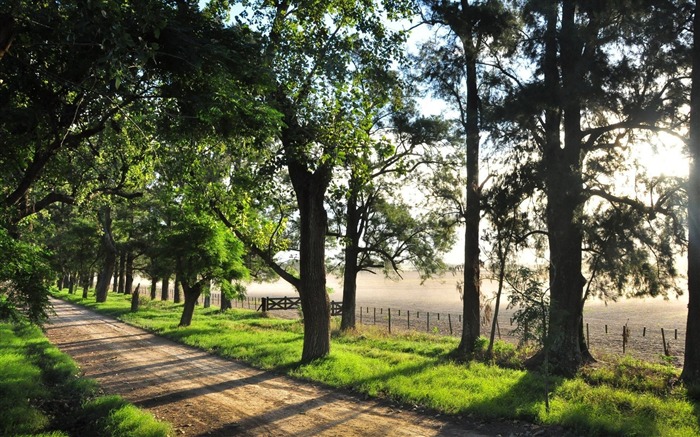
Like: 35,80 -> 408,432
0,319 -> 171,436
54,289 -> 700,436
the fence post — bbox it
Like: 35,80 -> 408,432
262,297 -> 268,313
662,328 -> 669,356
407,310 -> 410,329
675,328 -> 678,340
623,325 -> 627,354
360,307 -> 363,324
388,308 -> 392,334
448,314 -> 452,335
605,324 -> 608,334
427,312 -> 430,333
437,313 -> 440,321
643,327 -> 646,337
374,307 -> 377,324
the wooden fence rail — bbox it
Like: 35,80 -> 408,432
257,296 -> 342,316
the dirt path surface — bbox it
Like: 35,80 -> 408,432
45,299 -> 572,437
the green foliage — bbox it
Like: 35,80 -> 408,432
0,228 -> 53,324
506,265 -> 550,346
55,290 -> 700,436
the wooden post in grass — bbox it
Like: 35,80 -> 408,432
675,328 -> 678,340
374,307 -> 377,324
388,308 -> 392,334
605,324 -> 608,334
448,314 -> 453,335
437,313 -> 440,321
643,327 -> 646,337
427,312 -> 430,332
623,325 -> 628,354
661,328 -> 669,356
360,307 -> 363,324
407,310 -> 410,329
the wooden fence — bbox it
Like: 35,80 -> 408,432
257,296 -> 342,316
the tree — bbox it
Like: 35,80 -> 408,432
498,0 -> 688,374
683,0 -> 700,385
163,209 -> 247,327
328,111 -> 456,332
417,0 -> 516,358
242,0 -> 412,361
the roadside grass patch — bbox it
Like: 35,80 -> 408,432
0,319 -> 170,436
54,289 -> 700,436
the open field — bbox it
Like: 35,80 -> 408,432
242,271 -> 690,366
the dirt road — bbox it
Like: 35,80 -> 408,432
45,299 -> 566,436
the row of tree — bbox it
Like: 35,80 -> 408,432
3,0 -> 700,383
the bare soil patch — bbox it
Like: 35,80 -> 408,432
46,298 -> 573,437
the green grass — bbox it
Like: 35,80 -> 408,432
0,319 -> 171,436
55,289 -> 700,436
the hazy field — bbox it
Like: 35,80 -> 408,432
244,270 -> 690,365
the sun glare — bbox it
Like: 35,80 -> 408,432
635,134 -> 688,179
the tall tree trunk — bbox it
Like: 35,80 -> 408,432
89,271 -> 95,289
96,207 -> 117,303
117,251 -> 126,294
456,33 -> 481,358
124,251 -> 134,295
179,283 -> 202,327
538,0 -> 591,375
150,278 -> 157,300
340,186 -> 360,332
174,272 -> 181,303
682,0 -> 700,384
67,273 -> 75,294
161,275 -> 170,301
289,162 -> 332,362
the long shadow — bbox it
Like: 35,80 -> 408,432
135,371 -> 278,409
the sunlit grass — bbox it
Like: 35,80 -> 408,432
0,319 -> 170,436
54,289 -> 700,436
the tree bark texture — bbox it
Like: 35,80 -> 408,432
340,188 -> 360,331
179,283 -> 203,327
457,31 -> 481,358
537,1 -> 591,375
683,0 -> 700,384
289,162 -> 332,362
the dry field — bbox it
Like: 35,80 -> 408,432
239,270 -> 690,366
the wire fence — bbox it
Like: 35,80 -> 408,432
139,284 -> 685,366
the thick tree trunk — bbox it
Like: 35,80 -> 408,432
179,283 -> 202,327
340,187 -> 360,332
221,291 -> 231,311
682,0 -> 700,385
89,272 -> 95,289
535,0 -> 591,376
124,251 -> 134,295
456,35 -> 481,359
67,273 -> 75,294
150,278 -> 157,300
289,162 -> 332,362
96,207 -> 117,303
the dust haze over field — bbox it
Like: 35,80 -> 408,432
244,270 -> 690,364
